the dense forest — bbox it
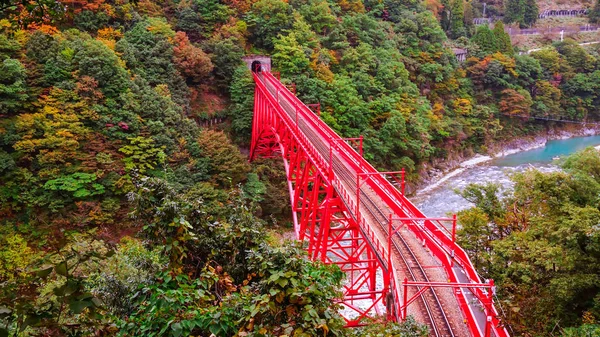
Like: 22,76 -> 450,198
1,0 -> 600,335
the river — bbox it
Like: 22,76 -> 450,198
411,135 -> 600,217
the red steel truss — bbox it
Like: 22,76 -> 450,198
249,71 -> 510,336
250,72 -> 389,326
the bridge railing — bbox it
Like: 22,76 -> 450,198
260,72 -> 508,336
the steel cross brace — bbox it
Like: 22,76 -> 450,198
329,136 -> 364,158
307,103 -> 321,116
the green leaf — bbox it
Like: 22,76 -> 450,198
20,315 -> 40,332
55,261 -> 68,276
70,300 -> 92,314
0,327 -> 8,337
163,275 -> 172,284
36,266 -> 53,279
209,324 -> 220,336
171,322 -> 182,337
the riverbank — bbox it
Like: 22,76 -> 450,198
415,125 -> 600,195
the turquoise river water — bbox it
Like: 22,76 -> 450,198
493,135 -> 600,166
412,135 -> 600,217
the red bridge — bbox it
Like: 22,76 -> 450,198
249,68 -> 511,337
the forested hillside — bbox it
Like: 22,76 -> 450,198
1,0 -> 600,335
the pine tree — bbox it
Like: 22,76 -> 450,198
522,0 -> 539,27
492,21 -> 513,55
503,0 -> 524,26
591,0 -> 600,24
440,0 -> 452,32
471,25 -> 498,55
450,0 -> 466,38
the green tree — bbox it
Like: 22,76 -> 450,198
228,65 -> 255,143
449,0 -> 466,38
73,10 -> 109,32
460,183 -> 505,222
298,0 -> 337,34
492,21 -> 513,55
530,48 -> 569,78
202,37 -> 244,90
504,0 -> 538,27
514,55 -> 542,90
246,0 -> 293,49
197,130 -> 250,186
0,34 -> 20,60
591,0 -> 600,23
273,33 -> 311,77
193,0 -> 232,38
117,20 -> 189,107
457,207 -> 493,271
128,177 -> 197,269
522,0 -> 539,27
0,58 -> 27,114
562,147 -> 600,182
118,136 -> 166,175
74,38 -> 129,98
532,80 -> 561,118
555,39 -> 597,74
44,172 -> 105,199
471,25 -> 498,56
504,0 -> 524,26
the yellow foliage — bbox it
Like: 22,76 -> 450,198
13,29 -> 28,45
424,0 -> 443,18
310,53 -> 335,83
432,102 -> 445,119
100,3 -> 116,17
452,98 -> 473,116
119,3 -> 135,21
491,52 -> 518,77
38,24 -> 59,35
337,0 -> 364,13
14,103 -> 88,165
98,37 -> 116,51
154,84 -> 171,98
98,27 -> 123,40
213,18 -> 248,45
146,17 -> 175,39
0,19 -> 11,33
582,311 -> 597,324
328,50 -> 339,65
137,0 -> 164,16
0,234 -> 38,283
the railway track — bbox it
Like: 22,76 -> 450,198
260,74 -> 456,336
328,146 -> 455,337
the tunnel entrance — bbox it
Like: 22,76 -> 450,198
251,60 -> 262,73
242,55 -> 271,72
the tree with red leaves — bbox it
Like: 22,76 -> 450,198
172,31 -> 213,83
